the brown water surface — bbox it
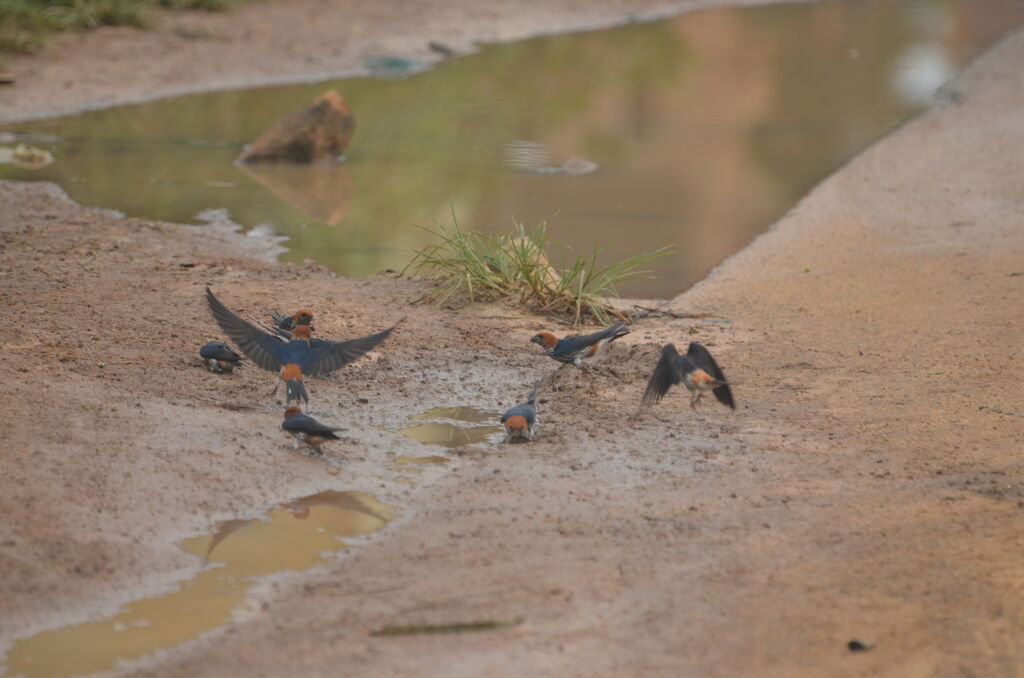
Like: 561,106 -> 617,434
391,406 -> 503,448
1,491 -> 396,678
1,0 -> 1022,296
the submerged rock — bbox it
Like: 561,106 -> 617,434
236,90 -> 356,164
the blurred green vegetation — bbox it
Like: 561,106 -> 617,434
0,0 -> 253,53
405,220 -> 671,324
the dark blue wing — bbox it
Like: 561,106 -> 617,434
552,322 -> 628,358
206,287 -> 285,372
200,341 -> 242,363
686,342 -> 734,409
282,414 -> 341,436
642,343 -> 683,406
300,322 -> 400,378
268,311 -> 294,331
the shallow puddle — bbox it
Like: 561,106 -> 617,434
1,491 -> 396,678
388,455 -> 452,474
409,406 -> 495,424
3,0 -> 1024,296
393,422 -> 503,448
391,406 -> 502,449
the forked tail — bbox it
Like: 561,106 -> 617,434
286,378 -> 309,405
282,363 -> 309,405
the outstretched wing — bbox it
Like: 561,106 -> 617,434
205,287 -> 285,372
301,321 -> 401,377
642,343 -> 683,407
686,342 -> 734,409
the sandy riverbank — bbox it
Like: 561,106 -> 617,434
1,1 -> 1023,676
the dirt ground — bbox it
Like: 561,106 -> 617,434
2,1 -> 1024,677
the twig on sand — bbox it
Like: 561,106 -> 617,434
979,405 -> 1024,418
632,303 -> 721,320
370,617 -> 523,637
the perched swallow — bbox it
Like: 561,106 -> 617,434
268,309 -> 315,333
282,406 -> 342,451
199,341 -> 243,373
205,286 -> 398,406
642,342 -> 734,410
501,388 -> 538,443
531,322 -> 630,367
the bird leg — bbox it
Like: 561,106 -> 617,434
690,391 -> 702,410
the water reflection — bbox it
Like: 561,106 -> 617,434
1,0 -> 1022,296
393,422 -> 503,448
409,406 -> 496,424
1,491 -> 396,678
238,162 -> 355,224
391,406 -> 503,448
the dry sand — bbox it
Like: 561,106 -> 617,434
1,1 -> 1023,676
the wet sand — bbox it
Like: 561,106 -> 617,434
1,1 -> 1023,677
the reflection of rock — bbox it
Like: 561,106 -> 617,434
236,90 -> 356,164
239,162 -> 354,225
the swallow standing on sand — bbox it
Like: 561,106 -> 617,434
268,309 -> 315,333
199,341 -> 244,373
642,342 -> 735,410
530,322 -> 630,367
501,388 -> 538,443
206,286 -> 399,406
282,406 -> 342,452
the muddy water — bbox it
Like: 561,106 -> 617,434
391,406 -> 503,448
2,0 -> 1024,296
1,491 -> 396,678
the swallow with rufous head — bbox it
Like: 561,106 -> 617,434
501,387 -> 538,443
642,342 -> 734,411
530,322 -> 630,368
268,309 -> 315,334
206,286 -> 399,407
282,406 -> 342,452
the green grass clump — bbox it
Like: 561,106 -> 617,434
0,0 -> 253,54
403,219 -> 671,326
